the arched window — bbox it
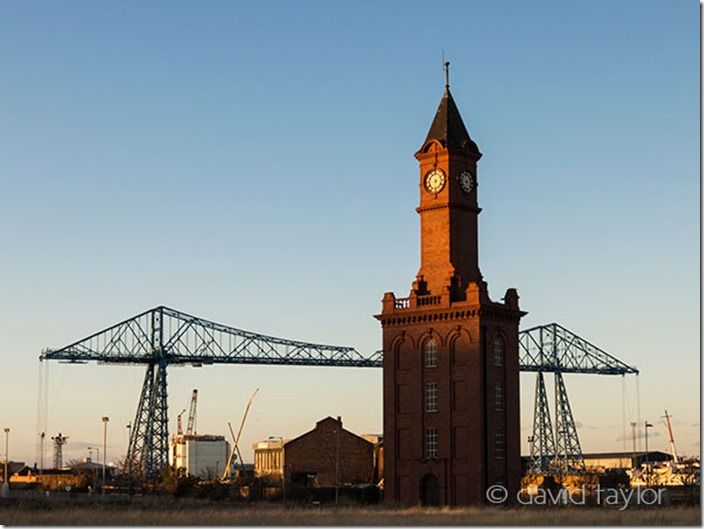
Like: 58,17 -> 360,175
424,338 -> 438,368
493,336 -> 504,367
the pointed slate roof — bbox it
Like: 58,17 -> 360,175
423,88 -> 480,156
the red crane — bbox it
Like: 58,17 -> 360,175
176,408 -> 186,436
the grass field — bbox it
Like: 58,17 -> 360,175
0,499 -> 700,526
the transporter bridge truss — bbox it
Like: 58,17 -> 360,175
41,307 -> 637,484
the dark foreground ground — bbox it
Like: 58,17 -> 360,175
0,498 -> 700,526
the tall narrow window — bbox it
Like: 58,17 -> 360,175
425,428 -> 438,459
494,383 -> 504,412
494,431 -> 505,459
424,338 -> 437,368
425,383 -> 438,413
493,337 -> 504,367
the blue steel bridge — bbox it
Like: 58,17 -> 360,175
40,306 -> 638,484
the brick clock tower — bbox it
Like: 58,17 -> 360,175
376,67 -> 526,506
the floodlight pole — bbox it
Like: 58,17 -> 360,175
102,416 -> 109,494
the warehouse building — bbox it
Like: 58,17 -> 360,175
284,417 -> 374,488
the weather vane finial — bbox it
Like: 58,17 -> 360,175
444,60 -> 450,89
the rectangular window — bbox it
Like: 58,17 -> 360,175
424,339 -> 438,368
425,382 -> 438,413
425,428 -> 438,459
494,383 -> 504,412
495,431 -> 505,459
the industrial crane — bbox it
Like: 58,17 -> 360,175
222,388 -> 259,481
40,306 -> 638,484
175,389 -> 198,436
186,389 -> 198,435
176,409 -> 186,436
662,410 -> 679,464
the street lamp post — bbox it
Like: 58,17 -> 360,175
102,416 -> 109,494
3,428 -> 9,484
40,432 -> 45,476
1,428 -> 9,498
126,422 -> 132,498
644,420 -> 653,485
630,422 -> 637,467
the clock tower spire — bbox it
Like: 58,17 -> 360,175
414,72 -> 483,299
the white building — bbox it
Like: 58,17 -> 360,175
171,434 -> 230,480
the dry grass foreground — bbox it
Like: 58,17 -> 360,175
0,500 -> 700,526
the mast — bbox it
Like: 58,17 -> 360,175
662,410 -> 679,464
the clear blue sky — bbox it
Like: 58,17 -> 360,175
0,0 -> 698,466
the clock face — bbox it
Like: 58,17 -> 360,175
459,170 -> 475,193
424,169 -> 446,194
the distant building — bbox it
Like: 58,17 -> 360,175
10,466 -> 86,491
284,417 -> 374,488
253,438 -> 285,481
520,451 -> 674,473
0,461 -> 25,483
361,434 -> 383,484
583,451 -> 673,471
172,434 -> 229,480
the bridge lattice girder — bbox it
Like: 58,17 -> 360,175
41,306 -> 382,367
518,322 -> 638,375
